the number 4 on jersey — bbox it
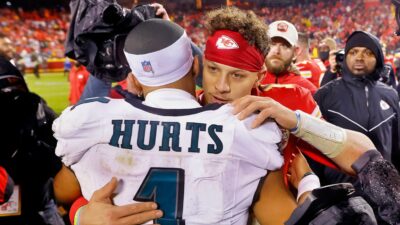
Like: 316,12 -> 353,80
134,168 -> 185,225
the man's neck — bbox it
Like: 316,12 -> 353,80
296,54 -> 310,63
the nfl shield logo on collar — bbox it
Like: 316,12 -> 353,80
141,61 -> 154,73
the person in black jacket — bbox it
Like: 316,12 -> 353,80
0,56 -> 64,225
313,30 -> 400,224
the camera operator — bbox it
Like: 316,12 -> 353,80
379,43 -> 398,89
320,48 -> 344,87
77,2 -> 204,99
69,2 -> 170,99
333,49 -> 345,75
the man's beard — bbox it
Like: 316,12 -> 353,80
266,56 -> 292,75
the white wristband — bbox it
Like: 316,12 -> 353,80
296,174 -> 320,202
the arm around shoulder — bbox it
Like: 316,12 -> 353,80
253,170 -> 297,225
53,164 -> 82,205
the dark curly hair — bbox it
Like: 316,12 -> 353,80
205,6 -> 270,56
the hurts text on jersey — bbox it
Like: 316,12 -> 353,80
109,120 -> 224,154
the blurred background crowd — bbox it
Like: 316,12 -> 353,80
0,0 -> 398,75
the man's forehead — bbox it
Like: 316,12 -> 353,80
349,46 -> 372,52
271,37 -> 292,47
318,45 -> 330,51
319,42 -> 328,47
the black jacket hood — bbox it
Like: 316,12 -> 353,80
0,56 -> 29,92
343,31 -> 384,82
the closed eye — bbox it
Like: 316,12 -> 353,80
208,65 -> 218,72
232,73 -> 245,79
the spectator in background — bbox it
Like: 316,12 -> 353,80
68,61 -> 89,105
0,56 -> 64,225
0,32 -> 15,63
313,31 -> 400,223
14,54 -> 26,76
295,32 -> 324,88
261,20 -> 317,94
31,53 -> 40,79
64,57 -> 72,76
0,32 -> 25,80
319,37 -> 342,86
318,37 -> 337,67
380,42 -> 398,89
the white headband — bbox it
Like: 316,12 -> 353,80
124,32 -> 194,87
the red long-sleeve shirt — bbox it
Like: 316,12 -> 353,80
261,71 -> 318,95
69,66 -> 90,105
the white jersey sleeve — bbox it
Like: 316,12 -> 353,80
235,113 -> 283,171
53,97 -> 111,166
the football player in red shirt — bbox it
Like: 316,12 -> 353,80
261,21 -> 317,94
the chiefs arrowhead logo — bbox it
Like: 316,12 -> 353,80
216,35 -> 239,49
277,22 -> 289,32
380,100 -> 390,110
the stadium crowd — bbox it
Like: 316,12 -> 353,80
174,0 -> 398,54
1,0 -> 400,225
0,0 -> 398,70
0,8 -> 69,70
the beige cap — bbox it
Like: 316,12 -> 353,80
268,20 -> 298,46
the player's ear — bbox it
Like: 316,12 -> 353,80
192,55 -> 199,78
293,45 -> 301,59
255,64 -> 266,87
127,73 -> 143,96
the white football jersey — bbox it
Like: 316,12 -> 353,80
54,95 -> 283,225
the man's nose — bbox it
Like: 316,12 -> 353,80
269,45 -> 281,55
215,75 -> 230,93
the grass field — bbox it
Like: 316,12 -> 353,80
24,72 -> 70,115
24,72 -> 202,115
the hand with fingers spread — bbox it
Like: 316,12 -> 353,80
150,3 -> 170,20
231,95 -> 298,129
80,177 -> 163,225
